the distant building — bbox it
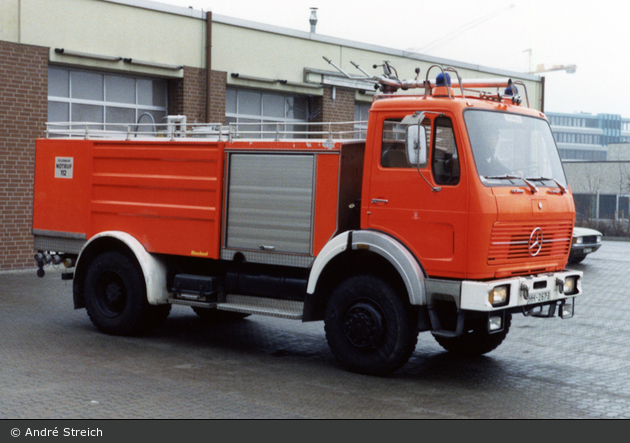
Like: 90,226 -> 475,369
547,112 -> 630,161
564,144 -> 630,223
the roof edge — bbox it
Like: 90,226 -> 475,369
99,0 -> 540,81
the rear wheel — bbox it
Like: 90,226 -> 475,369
324,275 -> 418,376
84,251 -> 170,335
433,313 -> 512,356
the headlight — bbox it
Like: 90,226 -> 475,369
489,315 -> 503,331
596,235 -> 602,243
575,237 -> 583,244
489,285 -> 509,307
560,298 -> 575,319
563,276 -> 579,295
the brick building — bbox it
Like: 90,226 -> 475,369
0,0 -> 542,271
0,42 -> 48,269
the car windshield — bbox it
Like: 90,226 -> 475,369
464,110 -> 567,189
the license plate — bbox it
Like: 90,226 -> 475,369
583,248 -> 592,253
528,290 -> 551,303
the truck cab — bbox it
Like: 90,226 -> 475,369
364,90 -> 574,280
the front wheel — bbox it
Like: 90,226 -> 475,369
84,251 -> 170,335
324,275 -> 418,376
433,313 -> 512,357
568,255 -> 586,264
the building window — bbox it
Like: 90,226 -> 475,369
585,119 -> 598,128
48,66 -> 168,131
225,88 -> 309,138
599,194 -> 617,220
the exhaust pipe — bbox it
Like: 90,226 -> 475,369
310,8 -> 318,33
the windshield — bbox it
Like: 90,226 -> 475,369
464,110 -> 567,188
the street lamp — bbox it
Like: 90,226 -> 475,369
528,63 -> 577,112
530,63 -> 577,74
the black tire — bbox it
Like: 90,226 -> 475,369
324,275 -> 418,376
433,313 -> 512,357
84,251 -> 170,335
192,307 -> 250,322
568,255 -> 586,264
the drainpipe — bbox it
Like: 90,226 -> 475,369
206,11 -> 213,123
540,76 -> 545,113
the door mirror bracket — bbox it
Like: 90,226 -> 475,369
402,112 -> 440,192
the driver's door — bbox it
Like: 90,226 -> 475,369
365,112 -> 468,278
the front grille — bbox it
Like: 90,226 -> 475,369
488,221 -> 573,264
582,235 -> 598,244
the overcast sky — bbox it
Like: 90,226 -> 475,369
161,0 -> 627,117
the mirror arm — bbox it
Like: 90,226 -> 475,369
403,111 -> 440,192
417,165 -> 441,192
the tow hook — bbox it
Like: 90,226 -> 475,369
34,252 -> 47,277
34,252 -> 72,279
520,283 -> 529,300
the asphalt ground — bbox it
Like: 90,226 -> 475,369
1,241 -> 629,419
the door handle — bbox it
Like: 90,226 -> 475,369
371,198 -> 389,204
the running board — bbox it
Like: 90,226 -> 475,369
218,294 -> 304,320
168,294 -> 304,320
168,298 -> 217,309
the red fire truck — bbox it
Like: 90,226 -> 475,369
32,63 -> 582,375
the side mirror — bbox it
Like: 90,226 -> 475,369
405,124 -> 427,166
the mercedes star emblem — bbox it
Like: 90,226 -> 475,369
528,227 -> 543,256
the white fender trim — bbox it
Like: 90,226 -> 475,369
307,231 -> 351,294
307,230 -> 426,305
79,231 -> 170,305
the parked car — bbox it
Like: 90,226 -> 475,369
569,227 -> 603,264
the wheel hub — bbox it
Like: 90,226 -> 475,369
97,272 -> 127,317
105,282 -> 123,305
343,302 -> 384,348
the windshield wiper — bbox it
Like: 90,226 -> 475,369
482,174 -> 538,194
526,176 -> 567,194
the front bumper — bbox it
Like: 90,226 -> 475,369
459,270 -> 583,313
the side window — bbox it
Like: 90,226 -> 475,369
381,118 -> 431,168
381,119 -> 409,168
432,117 -> 460,185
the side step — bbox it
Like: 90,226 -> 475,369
428,307 -> 465,338
168,294 -> 304,320
168,298 -> 217,309
218,295 -> 304,320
